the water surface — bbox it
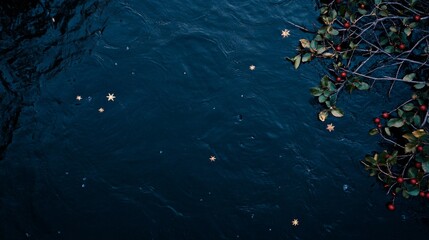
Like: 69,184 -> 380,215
1,0 -> 428,239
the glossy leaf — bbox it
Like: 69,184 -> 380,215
369,128 -> 379,135
407,167 -> 418,178
404,27 -> 412,36
402,103 -> 415,111
302,53 -> 312,62
405,143 -> 417,153
310,87 -> 323,96
412,129 -> 426,138
414,83 -> 426,89
384,46 -> 394,53
331,108 -> 344,117
294,55 -> 301,69
423,161 -> 429,174
403,73 -> 416,81
384,127 -> 391,136
387,118 -> 404,128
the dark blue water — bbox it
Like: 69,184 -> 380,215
1,0 -> 428,239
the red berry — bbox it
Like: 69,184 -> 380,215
382,112 -> 390,119
420,191 -> 426,197
414,15 -> 421,22
386,202 -> 395,211
344,22 -> 350,28
396,177 -> 404,183
415,162 -> 422,168
374,118 -> 381,124
417,146 -> 424,152
336,0 -> 341,3
410,178 -> 418,185
426,192 -> 429,199
359,3 -> 365,9
336,45 -> 342,51
336,77 -> 342,82
419,105 -> 427,111
340,72 -> 347,78
399,43 -> 406,50
377,124 -> 382,128
385,154 -> 391,159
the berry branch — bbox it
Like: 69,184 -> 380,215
289,0 -> 429,209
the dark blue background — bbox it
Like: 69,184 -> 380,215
1,0 -> 428,239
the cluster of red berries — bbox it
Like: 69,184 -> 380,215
335,71 -> 347,82
395,177 -> 418,185
373,105 -> 427,128
373,112 -> 389,128
387,190 -> 429,211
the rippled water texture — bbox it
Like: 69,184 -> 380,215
1,0 -> 428,239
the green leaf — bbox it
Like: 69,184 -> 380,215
327,26 -> 339,36
323,90 -> 331,97
422,161 -> 429,174
369,128 -> 379,135
387,118 -> 404,128
318,95 -> 327,103
403,73 -> 416,81
409,22 -> 417,28
356,82 -> 370,90
316,46 -> 327,54
379,37 -> 388,46
314,34 -> 323,41
402,103 -> 415,111
302,53 -> 312,62
405,142 -> 417,153
407,167 -> 418,178
358,8 -> 367,15
375,0 -> 381,4
414,83 -> 426,89
310,40 -> 317,51
404,27 -> 412,36
327,81 -> 336,91
310,87 -> 323,96
413,115 -> 421,126
294,55 -> 301,69
322,52 -> 335,58
330,9 -> 337,19
406,187 -> 420,196
379,10 -> 388,17
384,127 -> 391,136
402,190 -> 410,198
331,108 -> 344,117
321,76 -> 329,87
329,94 -> 337,105
384,46 -> 394,53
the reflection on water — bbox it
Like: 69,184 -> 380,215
0,0 -> 428,239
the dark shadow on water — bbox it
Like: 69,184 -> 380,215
0,0 -> 109,160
